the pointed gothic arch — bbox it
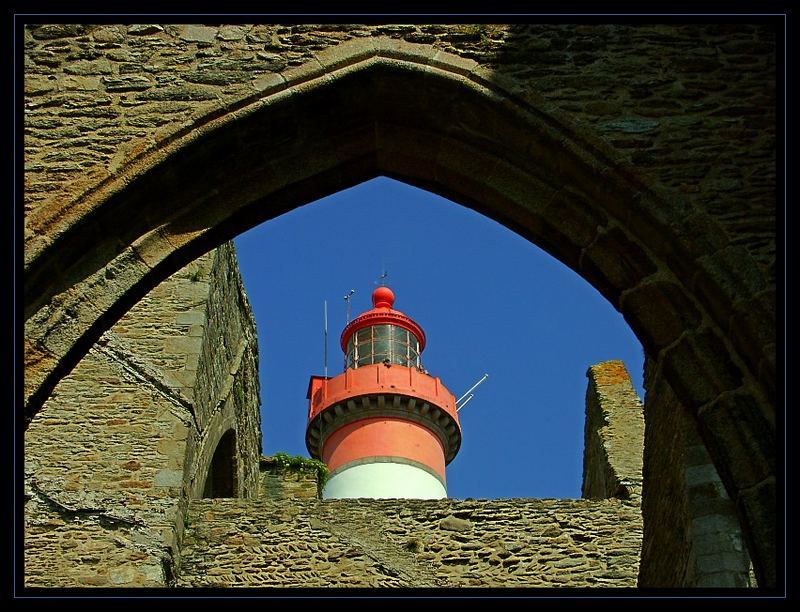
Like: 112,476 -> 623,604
23,37 -> 775,586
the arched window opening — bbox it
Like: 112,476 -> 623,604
202,430 -> 238,498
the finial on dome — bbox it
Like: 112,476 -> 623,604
372,286 -> 395,309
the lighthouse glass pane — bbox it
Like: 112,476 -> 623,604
347,326 -> 422,369
345,337 -> 355,369
373,340 -> 389,356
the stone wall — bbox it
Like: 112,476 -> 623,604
583,360 -> 645,500
176,497 -> 642,588
259,457 -> 321,500
639,355 -> 754,587
23,23 -> 775,282
22,22 -> 777,588
24,242 -> 260,587
181,242 -> 261,502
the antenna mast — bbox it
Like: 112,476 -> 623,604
323,300 -> 328,379
456,373 -> 489,412
344,289 -> 355,324
377,269 -> 389,286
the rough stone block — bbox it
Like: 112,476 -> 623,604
728,289 -> 776,377
154,469 -> 184,488
599,117 -> 660,133
179,25 -> 218,44
620,279 -> 701,356
691,513 -> 742,536
314,36 -> 378,72
542,188 -> 607,252
685,463 -> 721,488
439,515 -> 473,532
695,571 -> 738,587
430,49 -> 479,76
175,310 -> 206,326
64,59 -> 113,76
580,226 -> 658,307
691,245 -> 768,333
252,72 -> 285,93
163,336 -> 203,355
660,328 -> 744,413
696,551 -> 750,574
697,391 -> 774,491
693,531 -> 745,555
218,26 -> 248,41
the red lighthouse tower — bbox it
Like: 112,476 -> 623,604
306,286 -> 462,499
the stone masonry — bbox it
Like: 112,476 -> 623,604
177,498 -> 642,588
583,361 -> 645,500
259,456 -> 321,500
23,24 -> 776,281
640,355 -> 754,587
22,22 -> 777,588
24,242 -> 260,587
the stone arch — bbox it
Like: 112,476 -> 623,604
23,37 -> 775,586
185,364 -> 253,502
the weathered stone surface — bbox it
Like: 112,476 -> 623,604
439,515 -> 473,532
21,21 -> 777,590
128,25 -> 164,36
179,25 -> 218,44
640,355 -> 754,588
176,497 -> 642,588
22,23 -> 776,286
583,361 -> 644,500
620,280 -> 702,355
580,227 -> 658,306
260,461 -> 320,501
101,76 -> 153,92
599,117 -> 660,133
24,242 -> 260,587
661,329 -> 744,413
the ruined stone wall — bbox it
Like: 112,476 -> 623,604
639,356 -> 754,587
181,243 -> 261,502
259,458 -> 321,501
24,243 -> 260,587
176,497 -> 642,588
23,23 -> 775,283
583,360 -> 645,500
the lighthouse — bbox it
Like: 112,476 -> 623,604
306,286 -> 462,499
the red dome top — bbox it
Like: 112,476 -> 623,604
340,286 -> 426,353
372,286 -> 395,309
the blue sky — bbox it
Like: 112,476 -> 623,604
233,177 -> 644,500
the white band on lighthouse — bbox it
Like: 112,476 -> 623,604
323,460 -> 447,499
